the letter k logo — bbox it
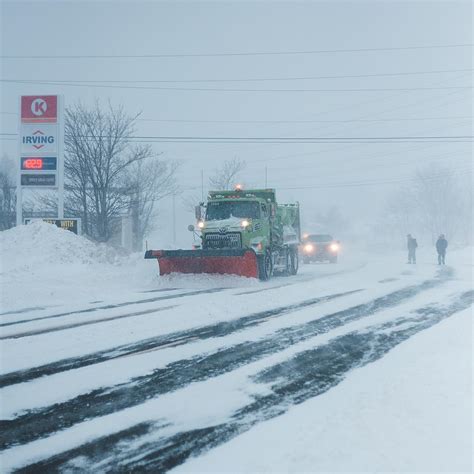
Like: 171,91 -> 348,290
31,98 -> 47,116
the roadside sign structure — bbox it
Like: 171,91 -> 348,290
24,218 -> 82,235
17,95 -> 65,225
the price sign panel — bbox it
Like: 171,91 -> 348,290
21,174 -> 56,187
21,157 -> 57,171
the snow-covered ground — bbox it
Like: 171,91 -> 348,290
176,306 -> 472,473
0,222 -> 472,472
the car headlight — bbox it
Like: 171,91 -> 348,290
304,243 -> 314,252
330,243 -> 339,252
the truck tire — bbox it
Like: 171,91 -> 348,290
258,251 -> 273,281
282,248 -> 291,276
289,247 -> 299,275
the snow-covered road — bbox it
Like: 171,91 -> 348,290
0,223 -> 472,472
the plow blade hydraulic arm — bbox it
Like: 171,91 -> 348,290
144,249 -> 259,278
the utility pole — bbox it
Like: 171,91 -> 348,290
201,169 -> 204,201
172,193 -> 176,244
265,166 -> 268,188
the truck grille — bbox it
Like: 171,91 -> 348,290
204,232 -> 242,249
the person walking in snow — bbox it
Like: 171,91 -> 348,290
436,234 -> 448,265
407,234 -> 418,264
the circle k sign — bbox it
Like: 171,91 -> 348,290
21,96 -> 58,123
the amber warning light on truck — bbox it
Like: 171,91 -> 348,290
21,157 -> 57,171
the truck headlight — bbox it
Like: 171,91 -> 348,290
198,220 -> 205,229
304,243 -> 314,252
241,219 -> 250,228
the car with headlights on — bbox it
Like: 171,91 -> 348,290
301,234 -> 340,263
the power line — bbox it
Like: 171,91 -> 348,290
1,110 -> 470,124
181,165 -> 471,192
276,169 -> 472,190
250,119 -> 471,165
2,138 -> 470,144
2,68 -> 472,83
3,132 -> 472,141
1,79 -> 472,92
138,116 -> 472,124
2,43 -> 472,59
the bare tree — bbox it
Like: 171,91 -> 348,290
0,155 -> 16,230
64,102 -> 153,241
182,192 -> 202,214
124,156 -> 179,250
412,165 -> 468,243
379,165 -> 472,245
209,157 -> 246,190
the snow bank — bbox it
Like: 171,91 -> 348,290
0,221 -> 123,273
0,222 -> 155,312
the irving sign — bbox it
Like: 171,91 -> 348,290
21,123 -> 58,154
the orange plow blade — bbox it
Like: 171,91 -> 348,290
145,249 -> 259,279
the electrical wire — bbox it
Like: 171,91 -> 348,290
2,68 -> 472,83
1,79 -> 472,92
2,43 -> 472,59
2,110 -> 471,124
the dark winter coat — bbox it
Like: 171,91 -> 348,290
407,238 -> 418,250
436,238 -> 448,253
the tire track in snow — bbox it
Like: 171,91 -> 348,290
0,306 -> 49,317
0,288 -> 225,329
139,287 -> 179,293
0,277 -> 447,450
17,290 -> 472,473
0,290 -> 359,388
236,262 -> 367,295
0,305 -> 178,341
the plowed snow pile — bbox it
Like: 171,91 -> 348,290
0,222 -> 154,311
0,221 -> 122,273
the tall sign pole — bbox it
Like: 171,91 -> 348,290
17,95 -> 64,225
16,96 -> 22,226
57,95 -> 64,218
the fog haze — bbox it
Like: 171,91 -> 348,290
1,1 -> 472,245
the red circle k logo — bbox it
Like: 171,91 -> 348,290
31,98 -> 48,116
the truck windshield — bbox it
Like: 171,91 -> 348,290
206,201 -> 260,220
308,234 -> 333,242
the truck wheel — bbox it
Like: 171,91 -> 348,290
258,251 -> 273,281
289,248 -> 299,275
282,248 -> 291,276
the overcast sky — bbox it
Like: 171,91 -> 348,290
1,1 -> 472,244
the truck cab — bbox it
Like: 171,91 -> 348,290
199,194 -> 271,256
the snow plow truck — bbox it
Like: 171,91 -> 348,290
145,187 -> 301,280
